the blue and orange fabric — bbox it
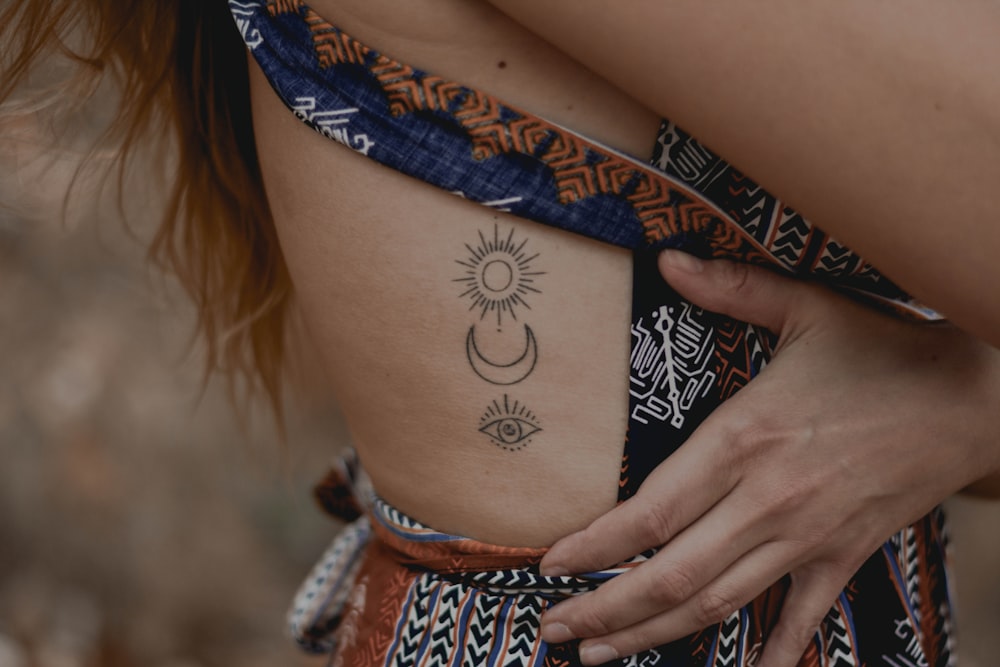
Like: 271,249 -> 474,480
229,1 -> 956,665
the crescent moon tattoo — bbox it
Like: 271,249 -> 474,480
466,325 -> 538,385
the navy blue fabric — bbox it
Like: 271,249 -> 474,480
229,3 -> 956,666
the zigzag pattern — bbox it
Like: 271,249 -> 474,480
820,601 -> 859,667
728,176 -> 777,239
375,499 -> 459,541
811,239 -> 861,277
932,508 -> 957,667
501,596 -> 546,667
381,574 -> 548,667
466,569 -> 595,598
422,582 -> 470,667
385,575 -> 434,665
713,322 -> 769,401
919,512 -> 955,667
263,2 -> 929,306
306,11 -> 369,68
462,592 -> 504,667
285,16 -> 801,270
900,527 -> 923,624
812,237 -> 885,284
232,3 -> 959,664
265,0 -> 301,15
287,517 -> 372,653
619,450 -> 631,498
766,213 -> 818,269
650,121 -> 896,288
712,612 -> 741,667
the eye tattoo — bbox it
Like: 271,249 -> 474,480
478,394 -> 542,452
454,224 -> 545,329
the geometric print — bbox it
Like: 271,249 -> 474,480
384,575 -> 548,667
287,516 -> 372,654
251,0 -> 938,323
629,302 -> 717,430
650,121 -> 940,320
230,2 -> 957,665
294,456 -> 955,667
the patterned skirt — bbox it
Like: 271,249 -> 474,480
288,453 -> 954,667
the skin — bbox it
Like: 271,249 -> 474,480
470,3 -> 1000,661
539,255 -> 1000,665
248,0 -> 1000,663
251,0 -> 656,547
483,0 -> 1000,348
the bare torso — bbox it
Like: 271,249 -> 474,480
249,0 -> 661,546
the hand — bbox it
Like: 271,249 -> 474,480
539,251 -> 1000,666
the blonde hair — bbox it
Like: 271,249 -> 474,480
1,0 -> 290,418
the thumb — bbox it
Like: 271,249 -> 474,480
657,250 -> 810,333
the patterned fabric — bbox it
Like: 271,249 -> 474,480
292,454 -> 953,667
229,1 -> 956,665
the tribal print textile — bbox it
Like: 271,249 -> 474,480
230,1 -> 956,665
292,453 -> 953,667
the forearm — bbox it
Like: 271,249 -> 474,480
485,0 -> 1000,346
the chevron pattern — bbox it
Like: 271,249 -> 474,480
820,600 -> 859,667
713,322 -> 770,401
899,526 -> 924,624
233,2 -> 958,665
712,612 -> 741,667
265,0 -> 301,15
382,574 -> 548,667
466,569 -> 596,599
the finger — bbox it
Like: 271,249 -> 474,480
658,250 -> 814,333
541,490 -> 775,641
540,406 -> 744,576
572,541 -> 803,665
756,568 -> 848,667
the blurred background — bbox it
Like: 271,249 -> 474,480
1,55 -> 998,667
0,81 -> 341,667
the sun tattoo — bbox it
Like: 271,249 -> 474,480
478,394 -> 542,452
455,224 -> 545,328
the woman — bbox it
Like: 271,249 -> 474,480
2,1 -> 998,666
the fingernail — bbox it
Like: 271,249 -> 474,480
659,249 -> 704,273
541,622 -> 575,644
580,643 -> 619,665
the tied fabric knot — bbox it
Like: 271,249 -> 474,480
287,449 -> 374,653
287,449 -> 654,657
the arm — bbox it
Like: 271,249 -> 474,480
538,253 -> 1000,666
483,0 -> 1000,347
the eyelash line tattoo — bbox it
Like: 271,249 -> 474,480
478,394 -> 542,452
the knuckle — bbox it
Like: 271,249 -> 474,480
718,260 -> 753,295
768,476 -> 812,514
634,500 -> 678,546
726,417 -> 770,461
648,562 -> 699,607
774,616 -> 822,653
693,589 -> 740,627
